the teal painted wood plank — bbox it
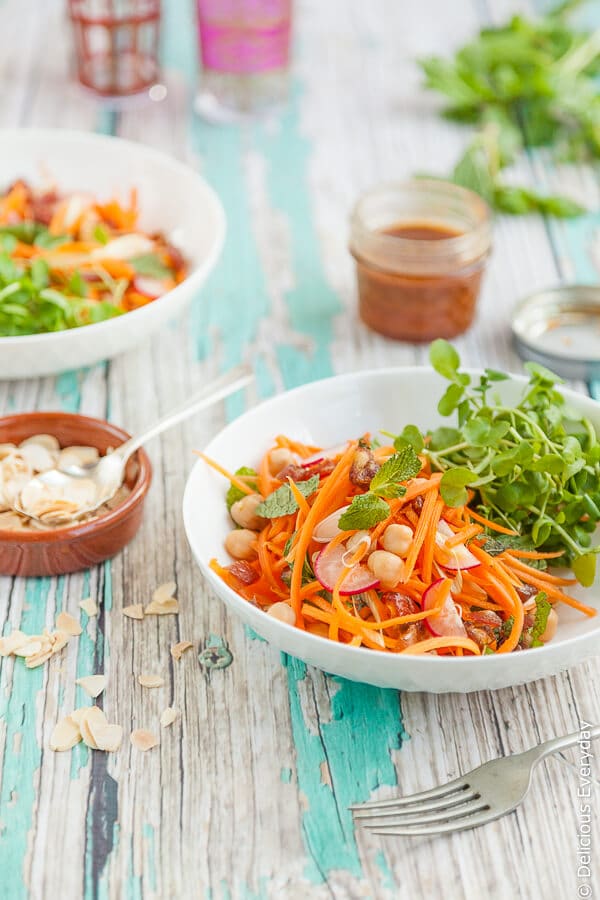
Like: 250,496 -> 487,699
161,0 -> 406,889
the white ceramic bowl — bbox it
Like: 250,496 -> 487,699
0,129 -> 225,379
183,367 -> 600,693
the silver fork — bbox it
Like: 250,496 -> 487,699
351,725 -> 600,836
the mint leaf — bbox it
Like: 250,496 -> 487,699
531,592 -> 552,646
130,253 -> 171,279
226,467 -> 258,511
370,446 -> 422,499
255,476 -> 319,518
338,494 -> 390,530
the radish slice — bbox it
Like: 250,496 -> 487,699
314,544 -> 379,595
301,443 -> 348,467
133,276 -> 165,299
312,506 -> 350,543
435,520 -> 480,571
423,578 -> 467,638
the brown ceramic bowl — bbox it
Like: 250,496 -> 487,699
0,412 -> 152,577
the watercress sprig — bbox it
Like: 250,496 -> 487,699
405,340 -> 600,585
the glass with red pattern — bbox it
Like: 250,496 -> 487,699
68,0 -> 162,98
195,0 -> 292,121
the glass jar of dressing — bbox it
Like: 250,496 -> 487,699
349,180 -> 492,342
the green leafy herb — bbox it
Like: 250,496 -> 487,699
495,615 -> 515,643
531,592 -> 552,647
338,494 -> 390,530
481,534 -> 548,570
423,339 -> 600,582
392,424 -> 424,454
130,253 -> 171,279
226,467 -> 258,511
255,476 -> 319,519
420,1 -> 599,216
370,446 -> 422,499
0,250 -> 122,337
93,223 -> 110,245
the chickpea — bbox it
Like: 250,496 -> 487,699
230,493 -> 265,530
541,607 -> 559,643
225,528 -> 258,561
346,530 -> 371,554
367,550 -> 404,589
267,601 -> 296,626
268,447 -> 296,476
381,523 -> 413,558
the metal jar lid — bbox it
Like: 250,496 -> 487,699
512,285 -> 600,380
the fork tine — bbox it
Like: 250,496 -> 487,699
369,808 -> 497,837
361,798 -> 488,829
353,788 -> 478,820
349,776 -> 469,812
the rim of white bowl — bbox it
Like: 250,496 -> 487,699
0,127 -> 226,346
183,366 -> 600,669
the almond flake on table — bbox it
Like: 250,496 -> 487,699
144,597 -> 179,616
122,604 -> 144,620
49,716 -> 81,752
170,641 -> 193,661
92,723 -> 123,753
79,707 -> 108,750
160,707 -> 180,728
130,729 -> 159,751
153,581 -> 176,602
138,674 -> 164,688
56,611 -> 82,636
76,675 -> 107,698
79,597 -> 98,617
0,630 -> 29,656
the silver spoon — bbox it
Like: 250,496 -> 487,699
13,365 -> 253,526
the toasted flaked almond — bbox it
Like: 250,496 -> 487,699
69,708 -> 85,726
56,612 -> 82,636
79,597 -> 98,617
160,707 -> 180,728
0,630 -> 28,656
79,707 -> 107,749
49,716 -> 81,752
170,641 -> 193,661
138,674 -> 164,689
14,640 -> 43,658
153,581 -> 176,603
130,729 -> 159,751
122,604 -> 144,620
0,442 -> 17,460
144,598 -> 179,616
76,675 -> 107,698
92,723 -> 123,753
25,648 -> 54,669
50,630 -> 71,653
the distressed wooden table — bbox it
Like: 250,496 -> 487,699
1,0 -> 600,897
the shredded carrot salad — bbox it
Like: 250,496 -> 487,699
202,435 -> 596,657
0,180 -> 187,336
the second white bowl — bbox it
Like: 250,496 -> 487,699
0,129 -> 225,379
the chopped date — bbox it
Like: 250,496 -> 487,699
464,622 -> 496,650
349,444 -> 379,487
381,591 -> 420,618
228,560 -> 259,585
516,583 -> 538,603
277,458 -> 336,483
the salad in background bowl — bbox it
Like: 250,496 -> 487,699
0,129 -> 225,378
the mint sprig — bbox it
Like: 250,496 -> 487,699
370,446 -> 422,499
255,476 -> 319,519
338,494 -> 390,530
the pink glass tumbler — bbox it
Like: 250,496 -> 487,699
195,0 -> 292,121
68,0 -> 161,98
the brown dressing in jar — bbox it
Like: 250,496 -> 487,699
349,181 -> 492,343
